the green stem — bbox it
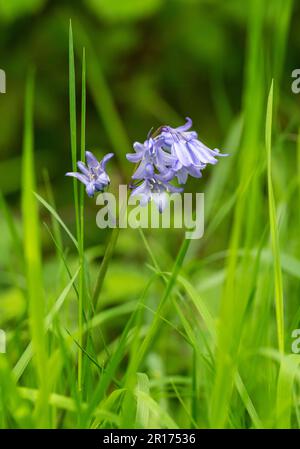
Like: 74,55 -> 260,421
78,47 -> 86,392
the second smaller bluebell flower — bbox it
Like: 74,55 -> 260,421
66,151 -> 114,197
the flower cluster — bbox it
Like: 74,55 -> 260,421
126,117 -> 227,211
66,118 -> 227,210
66,151 -> 114,197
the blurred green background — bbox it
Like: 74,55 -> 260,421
0,1 -> 298,207
0,0 -> 263,225
0,0 -> 298,237
1,0 -> 300,429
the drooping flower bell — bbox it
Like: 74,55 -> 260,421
130,177 -> 183,213
66,151 -> 114,197
160,117 -> 227,182
126,117 -> 228,211
126,135 -> 182,212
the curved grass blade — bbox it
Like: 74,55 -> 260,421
34,192 -> 78,250
13,268 -> 80,381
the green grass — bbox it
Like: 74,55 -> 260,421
1,0 -> 300,429
21,71 -> 49,427
266,81 -> 285,354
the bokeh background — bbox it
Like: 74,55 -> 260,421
1,0 -> 300,429
0,0 -> 298,238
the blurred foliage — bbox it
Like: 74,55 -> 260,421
0,0 -> 247,201
0,0 -> 299,273
1,0 -> 300,429
86,0 -> 163,22
0,0 -> 45,23
1,0 -> 300,311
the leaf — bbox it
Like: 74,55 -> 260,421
265,80 -> 285,354
21,70 -> 48,426
135,373 -> 150,428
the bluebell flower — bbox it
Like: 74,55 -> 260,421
66,151 -> 114,197
127,135 -> 181,212
126,136 -> 176,181
130,177 -> 183,213
126,117 -> 228,211
160,117 -> 227,182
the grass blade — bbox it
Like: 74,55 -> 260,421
21,71 -> 48,427
69,20 -> 80,238
34,192 -> 78,249
78,47 -> 86,392
13,268 -> 80,381
266,80 -> 285,353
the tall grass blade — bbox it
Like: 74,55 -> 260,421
78,46 -> 86,392
69,20 -> 80,239
21,71 -> 48,427
265,80 -> 285,353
